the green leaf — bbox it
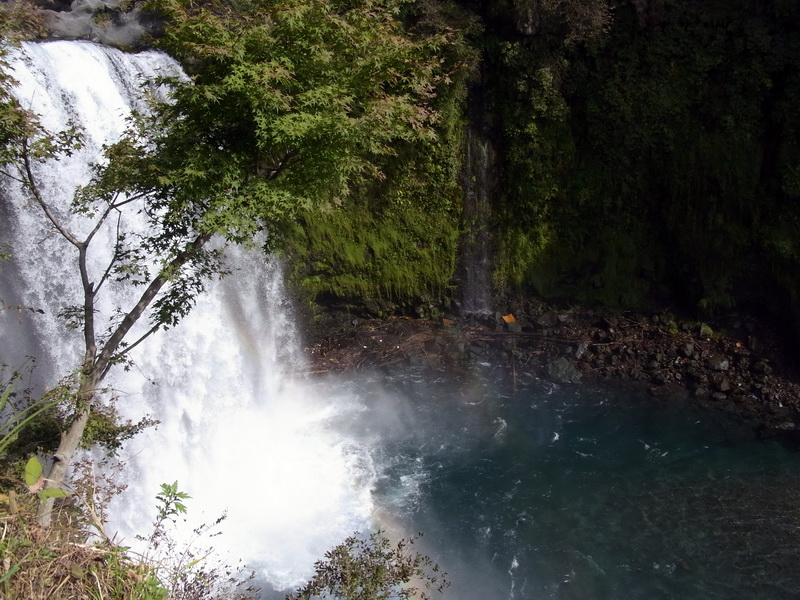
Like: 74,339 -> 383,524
38,487 -> 69,499
0,564 -> 20,585
24,455 -> 42,487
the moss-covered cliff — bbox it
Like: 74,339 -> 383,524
286,0 -> 800,346
491,0 -> 800,324
28,0 -> 800,338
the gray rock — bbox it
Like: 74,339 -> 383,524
38,0 -> 161,48
602,316 -> 619,330
546,357 -> 582,384
699,323 -> 714,339
707,355 -> 730,371
753,360 -> 773,375
535,311 -> 558,328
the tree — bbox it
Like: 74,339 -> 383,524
0,0 -> 451,526
286,531 -> 449,600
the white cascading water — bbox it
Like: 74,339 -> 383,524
1,41 -> 380,592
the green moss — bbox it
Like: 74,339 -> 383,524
484,0 -> 800,329
285,185 -> 461,308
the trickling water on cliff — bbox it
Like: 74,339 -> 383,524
457,80 -> 496,316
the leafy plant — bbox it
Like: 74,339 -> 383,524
22,455 -> 68,500
287,530 -> 449,600
0,372 -> 61,459
133,481 -> 258,600
0,0 -> 460,526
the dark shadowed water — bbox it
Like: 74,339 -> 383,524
317,366 -> 800,600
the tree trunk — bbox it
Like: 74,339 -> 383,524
35,232 -> 213,527
36,408 -> 91,527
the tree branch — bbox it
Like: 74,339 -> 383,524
21,138 -> 83,249
102,323 -> 161,379
93,231 -> 213,376
94,212 -> 124,295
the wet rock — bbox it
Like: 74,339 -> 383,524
753,360 -> 773,375
651,371 -> 667,385
699,323 -> 714,339
535,311 -> 559,328
594,329 -> 610,343
602,316 -> 619,330
546,357 -> 583,384
39,0 -> 161,48
707,355 -> 730,371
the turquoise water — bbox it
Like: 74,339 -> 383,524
353,368 -> 800,600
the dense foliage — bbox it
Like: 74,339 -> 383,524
0,0 -> 462,524
276,0 -> 800,337
287,531 -> 449,600
488,0 -> 800,328
280,0 -> 479,312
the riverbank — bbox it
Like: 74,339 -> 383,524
304,303 -> 800,446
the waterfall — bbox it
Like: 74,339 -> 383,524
457,80 -> 495,316
0,40 -> 378,593
6,44 -> 799,600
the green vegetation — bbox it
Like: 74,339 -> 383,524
288,531 -> 449,600
284,150 -> 463,311
488,0 -> 800,325
0,453 -> 256,599
282,0 -> 479,311
1,0 -> 457,524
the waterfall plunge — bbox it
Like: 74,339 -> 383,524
1,41 -> 377,592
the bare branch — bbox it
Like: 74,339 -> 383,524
94,211 -> 124,295
21,138 -> 82,249
78,244 -> 96,369
109,191 -> 148,210
0,168 -> 30,186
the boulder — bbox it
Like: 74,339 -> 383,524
535,311 -> 559,329
546,357 -> 582,384
37,0 -> 162,48
707,355 -> 730,371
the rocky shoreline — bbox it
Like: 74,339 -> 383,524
305,303 -> 800,447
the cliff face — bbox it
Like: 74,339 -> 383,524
26,0 -> 800,348
32,0 -> 161,48
480,1 -> 800,342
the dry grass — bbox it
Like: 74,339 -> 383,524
0,504 -> 165,600
0,476 -> 258,600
